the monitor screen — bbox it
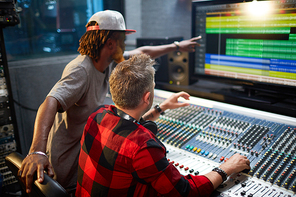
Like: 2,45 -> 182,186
192,0 -> 296,94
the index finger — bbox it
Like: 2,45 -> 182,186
176,91 -> 190,100
190,35 -> 202,42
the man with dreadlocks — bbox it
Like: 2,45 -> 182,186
18,10 -> 202,195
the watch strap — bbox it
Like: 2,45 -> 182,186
174,41 -> 180,51
154,104 -> 165,115
212,167 -> 228,182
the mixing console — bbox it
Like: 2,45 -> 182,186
154,89 -> 296,197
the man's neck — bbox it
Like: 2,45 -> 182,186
92,57 -> 112,73
115,105 -> 143,122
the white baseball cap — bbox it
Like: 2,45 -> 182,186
86,10 -> 136,35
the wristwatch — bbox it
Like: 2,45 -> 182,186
174,41 -> 180,51
154,104 -> 165,115
212,167 -> 228,182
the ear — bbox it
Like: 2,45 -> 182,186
143,91 -> 151,105
106,38 -> 116,51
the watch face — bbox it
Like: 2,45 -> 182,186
154,105 -> 161,113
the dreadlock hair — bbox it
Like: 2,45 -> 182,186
78,21 -> 120,61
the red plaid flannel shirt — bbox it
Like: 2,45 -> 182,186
76,105 -> 214,197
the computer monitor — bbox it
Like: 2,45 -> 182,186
191,0 -> 296,98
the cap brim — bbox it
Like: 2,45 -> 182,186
125,29 -> 136,35
86,26 -> 136,35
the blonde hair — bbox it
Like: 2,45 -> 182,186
109,54 -> 155,109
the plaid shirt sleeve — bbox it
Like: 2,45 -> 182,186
132,138 -> 214,196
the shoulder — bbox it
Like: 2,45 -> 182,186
89,104 -> 111,120
130,125 -> 165,150
63,55 -> 93,74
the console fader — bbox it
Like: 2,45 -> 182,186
154,89 -> 296,197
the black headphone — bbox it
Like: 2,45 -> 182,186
114,107 -> 158,135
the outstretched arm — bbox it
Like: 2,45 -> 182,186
18,96 -> 60,193
142,91 -> 190,121
128,36 -> 202,59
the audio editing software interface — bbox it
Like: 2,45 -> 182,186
153,89 -> 296,197
193,0 -> 296,87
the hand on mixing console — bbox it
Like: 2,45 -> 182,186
205,153 -> 250,189
18,154 -> 54,193
159,91 -> 190,112
219,153 -> 250,176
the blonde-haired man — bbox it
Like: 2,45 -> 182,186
76,54 -> 250,196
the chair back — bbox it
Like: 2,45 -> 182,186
5,152 -> 70,197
